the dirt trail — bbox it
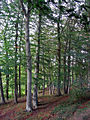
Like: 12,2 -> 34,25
0,95 -> 68,120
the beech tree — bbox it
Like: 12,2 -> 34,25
20,0 -> 32,111
33,11 -> 42,108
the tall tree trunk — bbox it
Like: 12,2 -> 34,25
48,50 -> 52,95
66,39 -> 71,94
63,40 -> 68,94
49,76 -> 52,95
4,31 -> 9,100
64,54 -> 67,94
43,75 -> 45,96
20,0 -> 32,111
52,84 -> 55,95
18,23 -> 22,98
5,48 -> 9,100
42,47 -> 45,96
75,58 -> 78,82
0,67 -> 5,104
57,23 -> 62,95
72,58 -> 74,85
57,0 -> 62,96
43,67 -> 45,96
57,22 -> 62,96
33,12 -> 41,108
25,15 -> 32,112
5,50 -> 9,100
19,57 -> 21,97
14,17 -> 19,104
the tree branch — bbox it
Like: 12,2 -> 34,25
19,0 -> 26,16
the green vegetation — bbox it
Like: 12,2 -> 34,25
0,0 -> 90,119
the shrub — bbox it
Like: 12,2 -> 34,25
70,87 -> 90,102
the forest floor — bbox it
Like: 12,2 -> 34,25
0,91 -> 90,120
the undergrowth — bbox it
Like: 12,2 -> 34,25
52,87 -> 90,120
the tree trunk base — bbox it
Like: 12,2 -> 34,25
26,106 -> 32,112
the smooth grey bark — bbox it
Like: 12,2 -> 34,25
25,15 -> 32,111
52,84 -> 55,95
20,0 -> 32,112
43,75 -> 45,96
33,12 -> 41,108
0,67 -> 5,104
33,84 -> 38,108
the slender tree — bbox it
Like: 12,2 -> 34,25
18,22 -> 23,97
42,47 -> 45,96
63,40 -> 68,94
14,14 -> 19,103
3,27 -> 10,100
66,39 -> 71,94
57,0 -> 62,96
